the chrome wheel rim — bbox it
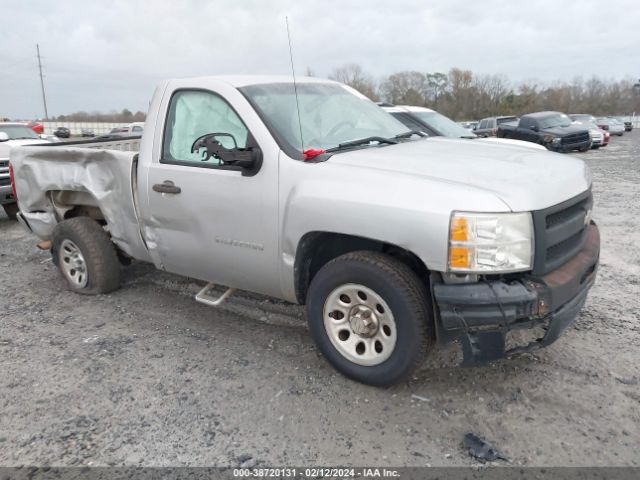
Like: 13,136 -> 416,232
323,283 -> 397,366
59,239 -> 88,288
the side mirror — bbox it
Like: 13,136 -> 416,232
0,132 -> 9,142
530,125 -> 539,132
191,133 -> 262,176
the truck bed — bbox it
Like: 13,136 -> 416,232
10,136 -> 151,262
49,135 -> 142,152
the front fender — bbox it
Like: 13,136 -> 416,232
278,159 -> 510,301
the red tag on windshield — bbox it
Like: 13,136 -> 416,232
303,149 -> 326,161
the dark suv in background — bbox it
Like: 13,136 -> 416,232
53,126 -> 71,138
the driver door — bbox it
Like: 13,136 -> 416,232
142,88 -> 280,297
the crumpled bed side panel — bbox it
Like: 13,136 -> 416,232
11,146 -> 150,261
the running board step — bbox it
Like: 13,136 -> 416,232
195,283 -> 235,306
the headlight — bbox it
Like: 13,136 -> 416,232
552,137 -> 562,145
448,212 -> 534,273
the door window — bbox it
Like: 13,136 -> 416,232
162,90 -> 249,166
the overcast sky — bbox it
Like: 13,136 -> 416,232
1,0 -> 639,119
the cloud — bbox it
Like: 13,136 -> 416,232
1,0 -> 638,118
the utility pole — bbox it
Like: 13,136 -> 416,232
36,44 -> 49,120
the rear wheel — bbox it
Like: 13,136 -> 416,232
2,203 -> 18,220
306,251 -> 434,387
52,217 -> 121,295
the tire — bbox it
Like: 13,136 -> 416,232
2,203 -> 18,220
591,145 -> 600,150
579,146 -> 590,152
306,251 -> 434,387
51,217 -> 121,295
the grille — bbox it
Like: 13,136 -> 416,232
532,190 -> 592,275
0,178 -> 10,187
0,160 -> 8,168
561,132 -> 590,146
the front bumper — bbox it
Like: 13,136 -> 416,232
432,223 -> 600,367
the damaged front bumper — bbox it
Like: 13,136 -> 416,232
432,223 -> 600,367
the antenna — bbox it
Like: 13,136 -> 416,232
36,44 -> 49,120
285,16 -> 304,154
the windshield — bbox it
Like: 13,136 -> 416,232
240,83 -> 409,156
410,110 -> 475,138
538,114 -> 572,129
0,124 -> 39,140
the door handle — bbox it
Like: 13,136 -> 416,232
152,181 -> 181,194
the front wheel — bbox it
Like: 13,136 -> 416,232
306,251 -> 434,387
52,217 -> 121,295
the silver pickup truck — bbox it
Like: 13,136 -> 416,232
10,76 -> 600,386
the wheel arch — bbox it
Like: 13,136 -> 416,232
293,231 -> 430,304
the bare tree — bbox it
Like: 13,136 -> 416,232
329,63 -> 379,100
425,72 -> 448,109
380,71 -> 427,106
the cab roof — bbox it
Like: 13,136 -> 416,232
170,75 -> 340,88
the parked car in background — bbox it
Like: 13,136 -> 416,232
381,105 -> 545,150
497,111 -> 591,152
569,114 -> 597,125
10,75 -> 599,386
0,123 -> 49,219
569,115 -> 608,149
81,129 -> 95,137
596,118 -> 624,136
108,122 -> 145,137
474,116 -> 519,137
585,126 -> 605,149
621,118 -> 633,131
53,126 -> 71,138
26,121 -> 44,134
609,118 -> 626,135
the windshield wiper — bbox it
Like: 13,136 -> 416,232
325,136 -> 398,153
395,130 -> 427,139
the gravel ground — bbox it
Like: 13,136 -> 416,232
0,133 -> 638,468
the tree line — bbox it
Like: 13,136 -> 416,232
52,108 -> 146,123
45,68 -> 640,123
328,64 -> 640,120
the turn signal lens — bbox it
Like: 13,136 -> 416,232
450,217 -> 468,242
449,247 -> 471,269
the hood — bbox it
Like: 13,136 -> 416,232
0,139 -> 50,159
477,137 -> 547,151
541,124 -> 588,136
328,137 -> 590,212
